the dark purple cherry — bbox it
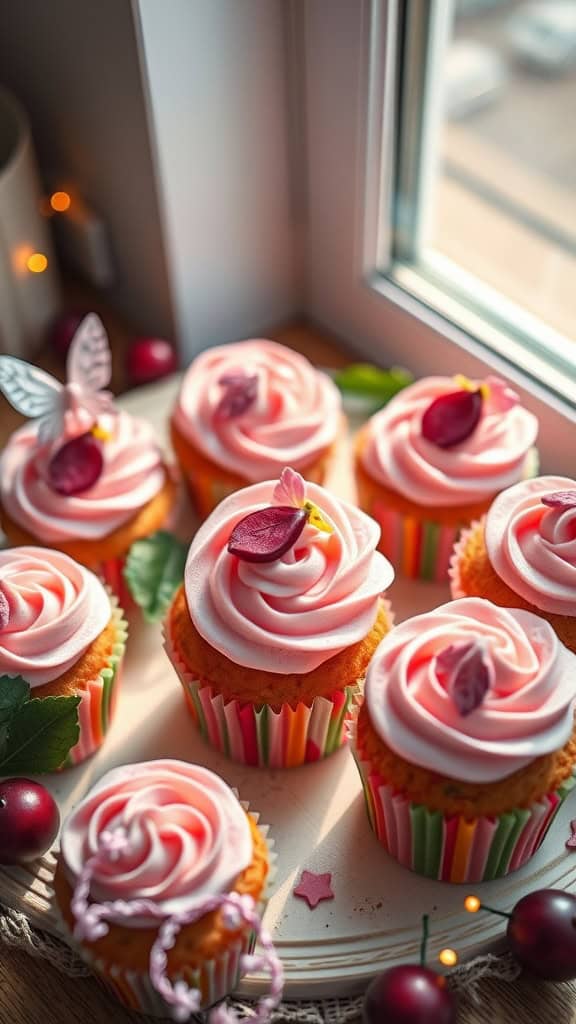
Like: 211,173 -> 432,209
507,889 -> 576,982
228,506 -> 309,562
422,389 -> 483,448
541,491 -> 576,511
363,966 -> 457,1024
48,432 -> 104,495
216,372 -> 258,420
0,779 -> 60,864
435,641 -> 491,717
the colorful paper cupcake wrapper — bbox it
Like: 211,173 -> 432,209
55,808 -> 276,1018
64,599 -> 128,767
90,556 -> 134,612
447,518 -> 484,599
164,621 -> 359,768
371,499 -> 465,583
351,724 -> 576,883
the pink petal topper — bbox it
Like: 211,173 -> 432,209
0,591 -> 9,631
215,371 -> 258,420
435,641 -> 492,717
47,432 -> 104,496
484,376 -> 519,414
228,505 -> 308,563
272,467 -> 306,508
541,491 -> 576,510
421,389 -> 483,448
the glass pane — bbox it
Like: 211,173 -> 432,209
420,0 -> 576,342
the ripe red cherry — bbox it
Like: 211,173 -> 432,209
48,432 -> 104,495
126,338 -> 178,386
48,311 -> 89,358
363,966 -> 457,1024
507,889 -> 576,982
0,779 -> 60,864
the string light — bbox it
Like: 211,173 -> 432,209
26,253 -> 48,273
464,895 -> 481,914
438,948 -> 459,968
50,191 -> 71,212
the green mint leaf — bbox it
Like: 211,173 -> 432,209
124,530 -> 188,622
0,695 -> 80,774
0,675 -> 31,729
333,364 -> 413,405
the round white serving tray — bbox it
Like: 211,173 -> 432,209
1,377 -> 575,1000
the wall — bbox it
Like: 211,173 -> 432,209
0,0 -> 175,340
135,0 -> 299,359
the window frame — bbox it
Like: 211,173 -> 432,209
302,0 -> 575,474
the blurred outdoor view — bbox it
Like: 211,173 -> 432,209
428,0 -> 576,340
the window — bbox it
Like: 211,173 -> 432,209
385,0 -> 576,404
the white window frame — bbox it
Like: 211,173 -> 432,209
302,0 -> 575,474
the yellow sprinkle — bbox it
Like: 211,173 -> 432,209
479,382 -> 490,400
91,424 -> 112,442
453,374 -> 475,392
304,501 -> 334,534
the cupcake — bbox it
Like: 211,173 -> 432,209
352,597 -> 576,883
355,374 -> 538,581
53,759 -> 279,1019
0,547 -> 127,767
0,314 -> 176,606
165,467 -> 394,767
171,338 -> 343,517
450,476 -> 576,653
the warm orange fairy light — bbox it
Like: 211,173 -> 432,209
26,252 -> 48,273
50,190 -> 71,212
464,895 -> 481,914
438,948 -> 459,968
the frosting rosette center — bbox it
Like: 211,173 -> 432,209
485,475 -> 576,616
365,597 -> 576,783
185,474 -> 393,673
61,760 -> 252,924
0,546 -> 110,686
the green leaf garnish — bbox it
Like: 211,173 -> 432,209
0,675 -> 30,729
124,530 -> 188,622
333,363 -> 413,407
0,694 -> 80,774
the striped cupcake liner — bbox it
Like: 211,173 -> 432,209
352,738 -> 576,883
164,621 -> 358,768
447,518 -> 484,599
64,600 -> 128,767
371,499 -> 464,583
56,809 -> 275,1017
90,556 -> 135,613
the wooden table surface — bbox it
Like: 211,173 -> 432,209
0,313 -> 575,1024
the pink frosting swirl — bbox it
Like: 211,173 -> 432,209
361,376 -> 538,506
185,478 -> 393,673
172,339 -> 342,480
0,411 -> 167,541
485,475 -> 576,616
60,760 -> 253,925
0,546 -> 111,687
365,597 -> 576,783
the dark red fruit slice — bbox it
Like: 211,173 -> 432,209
228,506 -> 309,563
47,433 -> 104,496
435,641 -> 490,716
216,372 -> 258,420
0,591 -> 9,631
541,491 -> 576,510
421,388 -> 483,448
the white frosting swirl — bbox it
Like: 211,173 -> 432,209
365,597 -> 576,783
0,412 -> 166,541
0,546 -> 110,687
185,478 -> 393,674
485,476 -> 576,616
361,376 -> 538,506
172,339 -> 342,480
61,760 -> 253,926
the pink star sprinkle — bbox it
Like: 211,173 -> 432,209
293,870 -> 334,909
566,820 -> 576,851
